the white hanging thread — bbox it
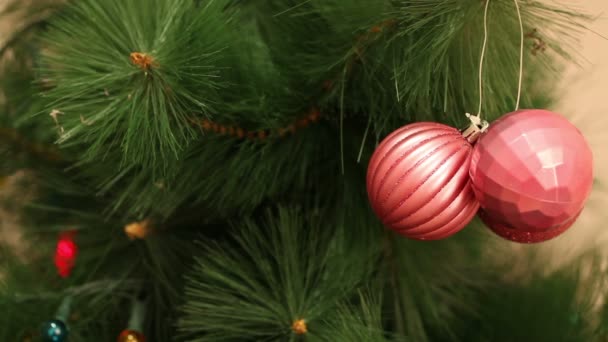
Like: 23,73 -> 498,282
465,0 -> 492,139
477,0 -> 491,119
513,0 -> 524,111
477,0 -> 525,118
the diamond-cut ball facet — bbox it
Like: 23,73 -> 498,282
470,109 -> 593,243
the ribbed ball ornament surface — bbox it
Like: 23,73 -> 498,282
470,109 -> 594,243
366,122 -> 479,240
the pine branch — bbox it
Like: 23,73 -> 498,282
317,291 -> 398,341
79,122 -> 346,219
385,224 -> 489,342
39,0 -> 238,177
252,0 -> 590,134
454,251 -> 608,341
35,0 -> 403,219
178,206 -> 382,340
188,17 -> 396,141
34,0 -> 590,222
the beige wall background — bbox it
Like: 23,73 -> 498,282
537,0 -> 608,263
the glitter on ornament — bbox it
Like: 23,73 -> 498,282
470,109 -> 593,243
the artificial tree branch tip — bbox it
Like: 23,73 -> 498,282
291,319 -> 307,335
124,219 -> 152,240
130,52 -> 157,70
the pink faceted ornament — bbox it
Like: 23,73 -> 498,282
366,122 -> 479,240
470,109 -> 593,243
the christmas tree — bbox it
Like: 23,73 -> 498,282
1,0 -> 606,341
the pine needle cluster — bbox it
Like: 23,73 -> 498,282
39,0 -> 235,175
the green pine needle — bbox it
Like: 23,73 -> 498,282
314,291 -> 398,341
39,0 -> 234,176
253,0 -> 589,135
386,224 -> 488,342
78,123 -> 341,219
178,206 -> 381,340
454,252 -> 608,342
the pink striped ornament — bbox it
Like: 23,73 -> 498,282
366,122 -> 479,240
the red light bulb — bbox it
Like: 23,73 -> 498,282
54,231 -> 78,278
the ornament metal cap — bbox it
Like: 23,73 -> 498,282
461,113 -> 489,143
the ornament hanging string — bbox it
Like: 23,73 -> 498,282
477,0 -> 491,118
476,0 -> 525,119
513,0 -> 524,110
